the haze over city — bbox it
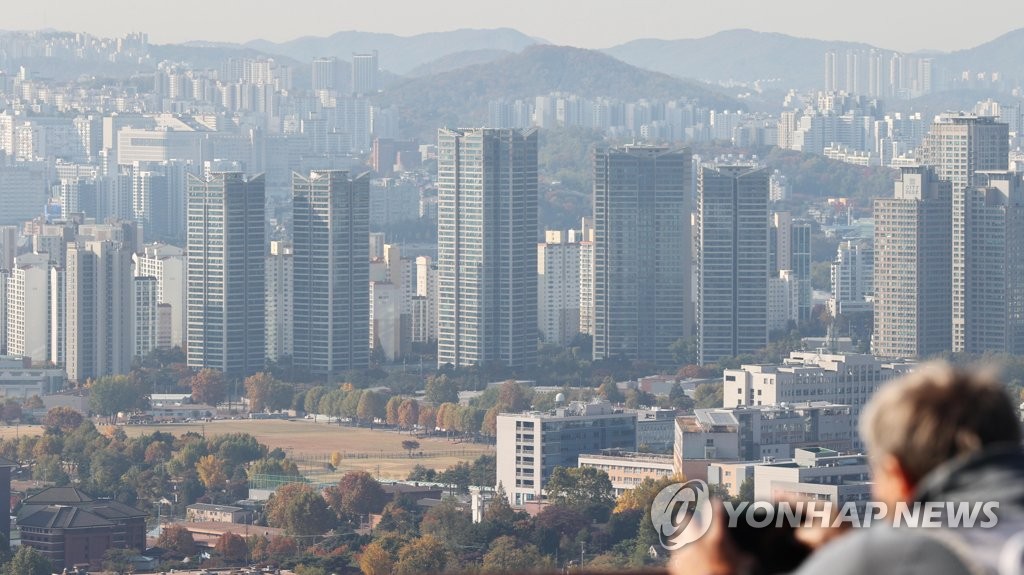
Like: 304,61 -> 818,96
3,0 -> 1022,52
0,2 -> 1023,574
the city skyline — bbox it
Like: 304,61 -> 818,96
3,0 -> 1021,54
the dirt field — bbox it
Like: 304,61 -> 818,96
125,419 -> 493,480
0,425 -> 44,440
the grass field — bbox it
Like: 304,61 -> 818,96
125,419 -> 493,480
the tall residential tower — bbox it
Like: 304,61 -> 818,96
436,128 -> 538,368
186,172 -> 266,377
592,146 -> 691,365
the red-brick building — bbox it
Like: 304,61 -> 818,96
16,487 -> 146,571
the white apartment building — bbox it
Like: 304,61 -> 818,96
133,243 -> 186,348
538,230 -> 581,347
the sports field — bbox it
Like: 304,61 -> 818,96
125,419 -> 492,480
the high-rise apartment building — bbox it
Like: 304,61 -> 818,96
133,243 -> 186,348
312,57 -> 340,93
186,172 -> 266,377
413,256 -> 438,343
65,240 -> 134,383
697,165 -> 770,364
351,51 -> 378,96
829,240 -> 874,316
538,230 -> 581,347
436,128 -> 538,368
6,254 -> 51,364
265,241 -> 294,363
292,170 -> 370,376
134,276 -> 159,359
921,114 -> 1009,352
770,212 -> 812,322
961,171 -> 1024,354
577,218 -> 595,338
592,146 -> 691,365
872,166 -> 952,358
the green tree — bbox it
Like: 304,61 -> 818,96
265,483 -> 334,536
668,382 -> 695,411
482,535 -> 548,573
401,440 -> 420,456
89,374 -> 149,421
693,383 -> 723,409
357,390 -> 384,425
544,466 -> 615,516
102,547 -> 135,574
425,375 -> 459,405
3,546 -> 52,575
420,498 -> 474,543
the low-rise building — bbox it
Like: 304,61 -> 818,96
185,503 -> 252,524
633,407 -> 676,453
753,447 -> 870,505
16,487 -> 146,571
0,355 -> 65,399
723,351 -> 914,448
578,450 -> 675,496
674,402 -> 854,472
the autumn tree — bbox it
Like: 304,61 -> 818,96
417,405 -> 437,430
385,395 -> 403,426
265,483 -> 334,536
157,524 -> 197,558
43,406 -> 84,434
359,541 -> 394,575
614,474 -> 685,513
497,380 -> 530,411
215,532 -> 249,564
244,372 -> 293,413
191,368 -> 227,406
265,535 -> 298,561
396,398 -> 419,431
394,535 -> 451,575
196,454 -> 227,491
324,471 -> 388,518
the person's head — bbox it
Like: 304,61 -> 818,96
860,361 -> 1021,510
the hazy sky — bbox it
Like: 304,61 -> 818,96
6,0 -> 1021,52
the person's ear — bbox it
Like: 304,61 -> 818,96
876,453 -> 917,501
